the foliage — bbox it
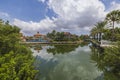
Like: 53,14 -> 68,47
105,10 -> 120,29
90,10 -> 120,79
47,44 -> 79,55
90,10 -> 120,41
90,27 -> 97,39
47,30 -> 79,41
105,10 -> 120,41
79,35 -> 90,40
90,21 -> 106,41
47,42 -> 89,55
0,20 -> 37,80
102,28 -> 120,41
90,42 -> 120,80
0,25 -> 20,55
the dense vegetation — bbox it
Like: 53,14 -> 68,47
90,43 -> 120,80
90,10 -> 120,41
79,35 -> 90,41
90,10 -> 120,80
0,20 -> 37,80
47,44 -> 79,55
47,30 -> 79,42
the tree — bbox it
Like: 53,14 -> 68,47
90,42 -> 120,80
90,27 -> 98,40
47,30 -> 79,41
47,30 -> 56,40
102,27 -> 120,41
47,44 -> 80,55
0,20 -> 37,80
105,10 -> 120,41
79,35 -> 89,41
102,29 -> 112,40
95,21 -> 106,41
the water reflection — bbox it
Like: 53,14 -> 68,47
47,44 -> 79,55
31,42 -> 90,54
31,42 -> 102,80
90,45 -> 120,80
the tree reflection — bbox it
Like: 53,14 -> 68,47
47,42 -> 90,55
80,41 -> 90,47
47,44 -> 79,55
90,45 -> 120,80
28,44 -> 43,53
34,45 -> 42,50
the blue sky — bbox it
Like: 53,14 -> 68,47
101,0 -> 120,9
0,0 -> 56,21
0,0 -> 120,35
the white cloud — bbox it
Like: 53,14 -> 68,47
108,1 -> 120,11
13,0 -> 108,35
13,17 -> 57,35
48,0 -> 106,29
0,12 -> 10,20
49,0 -> 105,19
38,0 -> 46,3
0,12 -> 9,17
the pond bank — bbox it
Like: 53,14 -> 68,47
20,41 -> 83,44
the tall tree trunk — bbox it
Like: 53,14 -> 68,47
97,33 -> 99,41
95,34 -> 97,40
96,33 -> 99,41
112,21 -> 114,41
94,35 -> 95,39
99,32 -> 101,41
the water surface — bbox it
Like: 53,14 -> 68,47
31,44 -> 102,80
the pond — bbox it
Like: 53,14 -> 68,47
30,43 -> 103,80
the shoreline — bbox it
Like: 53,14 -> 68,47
20,41 -> 83,44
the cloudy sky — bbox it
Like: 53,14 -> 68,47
0,0 -> 120,35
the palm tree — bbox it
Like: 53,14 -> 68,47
106,10 -> 120,29
105,10 -> 120,41
95,21 -> 106,41
90,27 -> 97,40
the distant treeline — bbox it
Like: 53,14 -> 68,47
47,30 -> 90,42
